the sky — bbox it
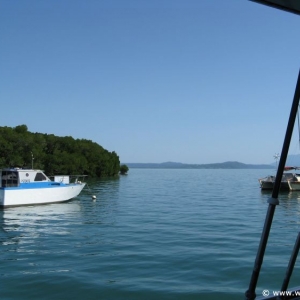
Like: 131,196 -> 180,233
1,0 -> 300,165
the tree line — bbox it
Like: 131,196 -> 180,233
0,125 -> 122,177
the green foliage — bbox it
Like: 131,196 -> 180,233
120,164 -> 129,175
14,124 -> 28,134
0,125 -> 120,177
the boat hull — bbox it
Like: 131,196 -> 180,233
287,181 -> 300,191
259,172 -> 298,191
0,183 -> 86,207
259,179 -> 290,191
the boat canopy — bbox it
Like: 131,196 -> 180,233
284,166 -> 300,171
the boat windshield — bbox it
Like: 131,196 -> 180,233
34,172 -> 47,181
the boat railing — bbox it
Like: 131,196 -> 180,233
49,175 -> 88,184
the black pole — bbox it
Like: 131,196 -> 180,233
245,70 -> 300,300
281,232 -> 300,293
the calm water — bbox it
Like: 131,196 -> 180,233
1,169 -> 300,300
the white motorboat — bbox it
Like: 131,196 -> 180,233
0,168 -> 86,207
259,167 -> 300,191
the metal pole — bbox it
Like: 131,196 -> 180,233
281,232 -> 300,292
31,152 -> 34,169
245,70 -> 300,300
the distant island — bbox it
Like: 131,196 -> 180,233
123,161 -> 275,169
0,124 -> 121,177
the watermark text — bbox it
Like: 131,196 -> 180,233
262,289 -> 300,297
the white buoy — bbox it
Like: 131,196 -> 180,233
92,195 -> 96,200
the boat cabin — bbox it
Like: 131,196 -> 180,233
0,169 -> 51,188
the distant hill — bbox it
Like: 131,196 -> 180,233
124,161 -> 274,169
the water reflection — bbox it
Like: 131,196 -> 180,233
0,202 -> 82,247
286,191 -> 300,200
260,190 -> 300,203
259,191 -> 300,238
261,191 -> 300,209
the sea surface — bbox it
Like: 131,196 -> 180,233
1,168 -> 300,300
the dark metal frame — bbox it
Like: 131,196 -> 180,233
250,0 -> 300,16
245,71 -> 300,299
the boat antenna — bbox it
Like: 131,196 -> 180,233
274,153 -> 280,168
31,152 -> 34,169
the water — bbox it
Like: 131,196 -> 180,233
1,169 -> 300,299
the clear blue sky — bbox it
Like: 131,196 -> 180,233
1,0 -> 300,164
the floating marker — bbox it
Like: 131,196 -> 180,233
92,195 -> 96,200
